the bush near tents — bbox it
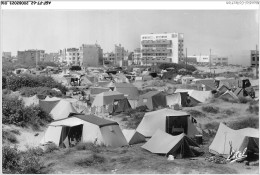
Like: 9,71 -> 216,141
19,87 -> 63,98
5,74 -> 67,94
2,95 -> 53,129
3,145 -> 45,174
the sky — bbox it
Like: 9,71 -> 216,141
2,10 -> 259,65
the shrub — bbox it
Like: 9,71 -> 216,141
223,109 -> 235,115
228,117 -> 259,130
75,153 -> 106,167
187,110 -> 206,118
19,87 -> 63,98
2,130 -> 19,144
204,122 -> 220,130
6,74 -> 67,94
138,88 -> 157,95
19,147 -> 45,174
2,146 -> 20,173
2,96 -> 52,128
247,104 -> 259,115
202,106 -> 219,114
44,143 -> 59,153
158,63 -> 196,72
75,142 -> 100,153
238,97 -> 252,104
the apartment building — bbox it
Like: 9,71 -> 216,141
115,44 -> 126,67
250,50 -> 259,67
58,48 -> 81,66
211,57 -> 228,66
103,52 -> 115,63
80,44 -> 103,67
140,33 -> 184,65
133,48 -> 141,65
17,49 -> 45,65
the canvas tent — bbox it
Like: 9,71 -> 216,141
217,84 -> 230,95
90,87 -> 110,95
113,83 -> 139,100
39,98 -> 60,114
219,90 -> 238,100
137,91 -> 167,110
166,92 -> 200,108
122,129 -> 146,145
142,130 -> 199,158
40,114 -> 128,148
174,89 -> 213,103
50,100 -> 78,120
112,98 -> 132,114
92,91 -> 125,107
209,123 -> 259,157
136,108 -> 199,138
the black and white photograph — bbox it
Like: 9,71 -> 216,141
1,1 -> 259,174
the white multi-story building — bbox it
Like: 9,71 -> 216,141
58,48 -> 82,66
140,33 -> 184,65
133,48 -> 141,65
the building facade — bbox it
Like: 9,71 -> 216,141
103,52 -> 115,63
133,48 -> 141,65
2,52 -> 11,59
17,49 -> 45,65
58,48 -> 81,66
140,33 -> 184,65
80,44 -> 103,67
250,50 -> 259,67
114,44 -> 126,67
211,56 -> 228,66
44,52 -> 59,62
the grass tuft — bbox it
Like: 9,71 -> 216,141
228,117 -> 259,130
44,143 -> 59,153
202,106 -> 219,114
187,110 -> 206,118
75,153 -> 106,167
75,142 -> 101,153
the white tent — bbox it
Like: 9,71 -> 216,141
91,91 -> 125,107
21,95 -> 39,107
219,90 -> 238,100
209,123 -> 259,156
166,93 -> 182,107
49,100 -> 78,120
142,129 -> 199,157
136,108 -> 199,138
41,114 -> 128,148
122,129 -> 146,145
175,89 -> 212,103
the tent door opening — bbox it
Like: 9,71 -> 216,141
67,124 -> 83,147
166,116 -> 188,136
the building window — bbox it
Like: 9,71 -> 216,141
252,58 -> 255,61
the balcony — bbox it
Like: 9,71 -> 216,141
141,49 -> 172,54
141,40 -> 172,45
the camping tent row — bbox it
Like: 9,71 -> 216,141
136,90 -> 207,110
209,123 -> 259,157
41,114 -> 145,147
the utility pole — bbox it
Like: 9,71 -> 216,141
185,48 -> 187,71
209,49 -> 211,77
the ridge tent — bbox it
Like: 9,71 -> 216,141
209,123 -> 259,157
90,87 -> 110,95
217,84 -> 230,95
112,98 -> 132,114
233,87 -> 247,98
175,89 -> 213,103
137,91 -> 167,110
113,83 -> 139,100
80,76 -> 93,86
136,108 -> 199,138
142,130 -> 199,158
40,114 -> 128,148
50,100 -> 78,120
166,92 -> 200,108
219,90 -> 238,100
39,99 -> 60,114
122,129 -> 146,145
21,95 -> 39,107
92,91 -> 125,107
